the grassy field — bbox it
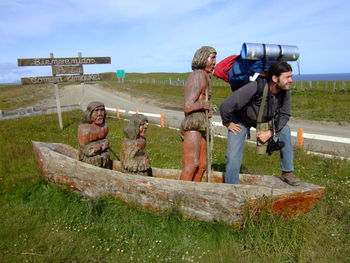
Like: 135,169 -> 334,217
2,73 -> 350,122
1,110 -> 349,262
0,83 -> 53,111
99,73 -> 350,123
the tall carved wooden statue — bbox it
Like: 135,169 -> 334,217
78,101 -> 111,169
120,114 -> 151,176
180,46 -> 217,181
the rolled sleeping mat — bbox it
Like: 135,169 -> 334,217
241,43 -> 300,61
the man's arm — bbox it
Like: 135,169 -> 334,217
276,90 -> 291,132
219,81 -> 258,126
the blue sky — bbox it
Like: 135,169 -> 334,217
0,0 -> 349,83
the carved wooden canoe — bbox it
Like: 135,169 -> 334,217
32,141 -> 325,227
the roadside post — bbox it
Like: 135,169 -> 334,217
50,53 -> 63,129
78,52 -> 85,106
17,54 -> 112,129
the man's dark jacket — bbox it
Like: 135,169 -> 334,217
219,78 -> 291,132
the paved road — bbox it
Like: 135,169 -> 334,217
52,83 -> 350,157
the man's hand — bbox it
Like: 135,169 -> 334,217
256,130 -> 273,143
227,122 -> 242,134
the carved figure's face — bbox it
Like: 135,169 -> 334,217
205,53 -> 216,73
139,120 -> 148,137
274,71 -> 293,90
90,106 -> 105,125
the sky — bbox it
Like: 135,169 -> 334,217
0,0 -> 349,83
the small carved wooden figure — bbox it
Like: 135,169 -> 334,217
120,114 -> 151,176
78,101 -> 111,169
180,46 -> 216,181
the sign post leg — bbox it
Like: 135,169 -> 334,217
80,82 -> 85,107
54,83 -> 63,129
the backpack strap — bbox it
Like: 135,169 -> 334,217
257,83 -> 268,124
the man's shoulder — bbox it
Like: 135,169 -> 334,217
242,78 -> 267,96
234,80 -> 259,96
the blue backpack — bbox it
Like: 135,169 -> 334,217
227,56 -> 276,92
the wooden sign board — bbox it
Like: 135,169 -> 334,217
52,65 -> 84,75
18,57 -> 111,66
21,73 -> 113,85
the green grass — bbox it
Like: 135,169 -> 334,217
99,74 -> 350,122
2,75 -> 350,122
1,111 -> 349,262
291,85 -> 350,122
0,83 -> 53,110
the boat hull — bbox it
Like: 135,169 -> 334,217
32,141 -> 325,227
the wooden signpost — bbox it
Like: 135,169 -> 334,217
18,53 -> 112,129
52,65 -> 84,75
17,57 -> 111,67
20,72 -> 113,85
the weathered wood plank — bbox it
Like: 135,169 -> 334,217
21,73 -> 113,85
18,57 -> 111,66
32,141 -> 325,227
52,65 -> 84,75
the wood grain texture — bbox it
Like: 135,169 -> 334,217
32,141 -> 325,227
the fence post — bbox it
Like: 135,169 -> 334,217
160,112 -> 165,127
297,128 -> 304,148
116,107 -> 120,119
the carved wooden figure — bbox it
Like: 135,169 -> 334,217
120,114 -> 151,176
180,46 -> 217,181
78,101 -> 111,169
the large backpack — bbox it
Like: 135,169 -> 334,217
213,55 -> 275,92
212,55 -> 239,82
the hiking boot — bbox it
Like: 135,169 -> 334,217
280,172 -> 301,186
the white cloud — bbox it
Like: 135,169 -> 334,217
0,0 -> 349,83
0,62 -> 50,83
0,0 -> 222,43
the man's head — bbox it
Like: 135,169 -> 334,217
268,61 -> 293,91
82,101 -> 106,125
191,46 -> 217,73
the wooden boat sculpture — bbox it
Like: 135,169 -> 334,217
32,141 -> 325,227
